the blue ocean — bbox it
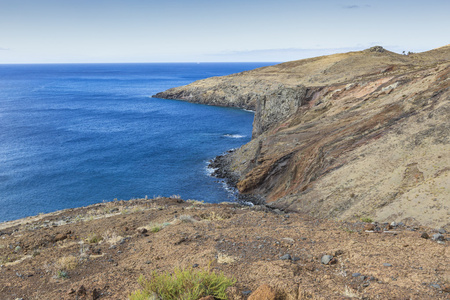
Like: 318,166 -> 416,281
0,63 -> 274,222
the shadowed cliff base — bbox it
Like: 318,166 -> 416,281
155,45 -> 450,228
208,150 -> 265,206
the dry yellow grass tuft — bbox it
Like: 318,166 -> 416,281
55,255 -> 78,271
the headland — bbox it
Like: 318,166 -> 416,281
1,46 -> 449,299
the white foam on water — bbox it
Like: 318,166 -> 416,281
223,134 -> 246,139
205,165 -> 217,176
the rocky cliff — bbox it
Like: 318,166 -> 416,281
154,46 -> 450,228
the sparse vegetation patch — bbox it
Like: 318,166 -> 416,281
360,217 -> 374,223
129,266 -> 235,300
150,225 -> 161,233
86,233 -> 103,244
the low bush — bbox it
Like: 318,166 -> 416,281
56,255 -> 78,271
129,266 -> 235,300
55,269 -> 69,279
86,233 -> 103,244
179,215 -> 198,223
150,225 -> 161,233
360,217 -> 374,223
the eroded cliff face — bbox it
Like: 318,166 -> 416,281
154,79 -> 310,137
154,46 -> 450,227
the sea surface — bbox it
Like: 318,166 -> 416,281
0,63 -> 275,222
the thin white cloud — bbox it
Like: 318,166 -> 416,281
206,47 -> 369,62
0,47 -> 10,51
342,4 -> 371,9
204,44 -> 407,62
215,46 -> 367,56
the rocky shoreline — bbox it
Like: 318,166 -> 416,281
208,150 -> 265,206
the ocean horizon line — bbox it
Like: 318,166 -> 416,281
0,61 -> 281,66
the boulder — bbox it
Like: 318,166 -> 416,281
248,284 -> 277,300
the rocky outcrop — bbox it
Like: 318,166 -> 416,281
154,78 -> 310,137
154,45 -> 450,228
252,84 -> 309,137
154,77 -> 264,111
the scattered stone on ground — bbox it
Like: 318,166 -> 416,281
421,232 -> 430,239
1,197 -> 447,299
321,255 -> 333,265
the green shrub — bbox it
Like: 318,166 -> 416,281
129,266 -> 235,300
360,217 -> 374,223
55,269 -> 69,279
150,225 -> 161,233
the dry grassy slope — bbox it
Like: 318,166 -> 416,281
155,46 -> 450,228
244,44 -> 450,86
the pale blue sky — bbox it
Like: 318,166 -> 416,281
0,0 -> 449,63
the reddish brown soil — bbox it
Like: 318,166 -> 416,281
0,198 -> 448,299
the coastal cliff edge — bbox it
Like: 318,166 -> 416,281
155,46 -> 450,228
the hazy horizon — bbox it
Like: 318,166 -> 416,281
1,0 -> 449,64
